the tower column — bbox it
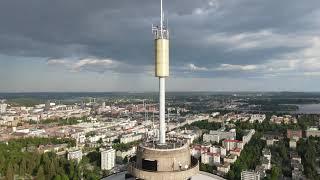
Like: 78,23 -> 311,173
159,77 -> 166,144
153,0 -> 169,145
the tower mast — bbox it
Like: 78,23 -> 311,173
152,0 -> 169,144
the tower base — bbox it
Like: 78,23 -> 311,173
128,141 -> 199,180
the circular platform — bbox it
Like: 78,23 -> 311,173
128,141 -> 199,180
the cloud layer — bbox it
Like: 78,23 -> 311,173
1,0 -> 320,91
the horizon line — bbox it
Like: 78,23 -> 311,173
1,91 -> 320,94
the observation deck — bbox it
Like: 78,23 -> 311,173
127,140 -> 199,180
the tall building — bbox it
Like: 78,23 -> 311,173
101,148 -> 116,171
0,103 -> 7,114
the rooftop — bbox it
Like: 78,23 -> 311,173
141,139 -> 187,150
102,171 -> 226,180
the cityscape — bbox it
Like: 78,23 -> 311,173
1,0 -> 320,180
0,92 -> 320,179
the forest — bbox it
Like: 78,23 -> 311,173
0,137 -> 100,180
297,137 -> 320,180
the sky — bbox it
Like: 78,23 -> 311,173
1,0 -> 320,92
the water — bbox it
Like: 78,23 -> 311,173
295,104 -> 320,114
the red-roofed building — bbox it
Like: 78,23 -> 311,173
191,146 -> 201,159
201,152 -> 221,165
287,129 -> 302,140
191,145 -> 209,159
230,148 -> 242,156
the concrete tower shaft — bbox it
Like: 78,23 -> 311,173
152,0 -> 169,144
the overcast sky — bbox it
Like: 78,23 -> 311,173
1,0 -> 320,92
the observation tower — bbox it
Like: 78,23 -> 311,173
127,1 -> 199,179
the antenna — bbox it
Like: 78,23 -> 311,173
167,108 -> 170,123
146,102 -> 149,122
152,0 -> 169,40
160,0 -> 163,38
152,107 -> 155,128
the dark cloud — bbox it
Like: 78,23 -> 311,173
0,0 -> 320,78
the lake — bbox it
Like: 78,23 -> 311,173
294,104 -> 320,114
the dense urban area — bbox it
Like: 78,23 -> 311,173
0,92 -> 320,180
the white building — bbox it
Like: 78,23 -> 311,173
289,139 -> 297,149
209,146 -> 219,153
191,146 -> 203,159
249,114 -> 266,123
116,146 -> 137,163
67,149 -> 83,163
220,147 -> 227,157
120,133 -> 143,144
101,148 -> 116,170
241,170 -> 260,180
15,128 -> 30,133
211,112 -> 220,117
208,146 -> 227,158
28,129 -> 46,137
28,115 -> 40,122
306,127 -> 320,137
201,152 -> 220,165
35,104 -> 46,109
224,154 -> 237,164
217,163 -> 230,174
71,132 -> 86,144
242,129 -> 255,145
0,103 -> 7,114
262,148 -> 271,170
203,129 -> 236,143
222,139 -> 243,151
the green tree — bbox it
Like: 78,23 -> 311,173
227,170 -> 235,180
5,164 -> 14,180
54,175 -> 62,180
199,163 -> 208,172
36,166 -> 45,180
271,165 -> 281,180
19,158 -> 27,176
61,174 -> 69,180
97,138 -> 103,144
123,156 -> 128,164
48,160 -> 56,180
68,161 -> 75,179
